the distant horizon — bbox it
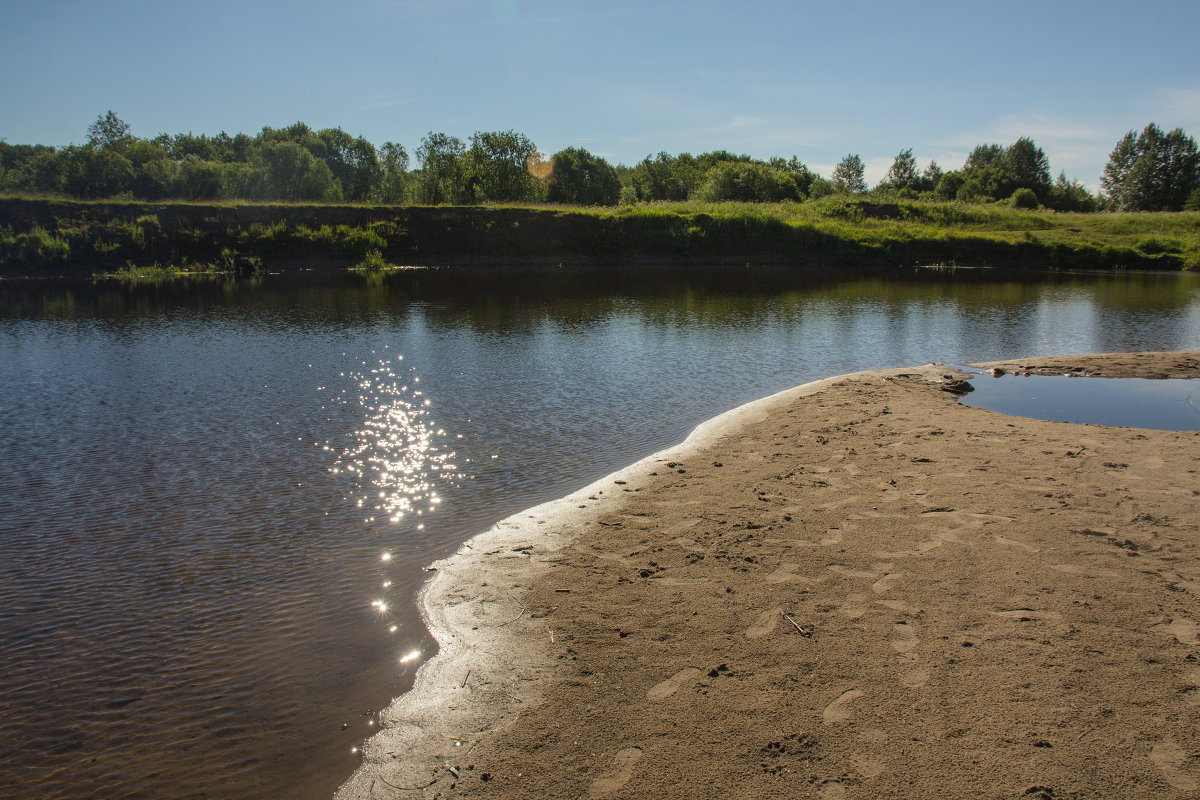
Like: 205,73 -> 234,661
4,0 -> 1199,191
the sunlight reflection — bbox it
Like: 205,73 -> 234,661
324,355 -> 463,530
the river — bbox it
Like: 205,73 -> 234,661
1,265 -> 1197,799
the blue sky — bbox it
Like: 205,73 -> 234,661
3,0 -> 1198,189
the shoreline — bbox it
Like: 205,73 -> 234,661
335,370 -> 863,798
338,351 -> 1200,799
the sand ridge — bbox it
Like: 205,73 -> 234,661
338,351 -> 1200,800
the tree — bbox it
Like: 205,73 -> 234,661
312,127 -> 379,202
546,147 -> 620,205
375,142 -> 410,204
87,111 -> 132,149
414,132 -> 466,204
1047,171 -> 1096,212
252,140 -> 341,201
461,130 -> 538,203
883,148 -> 919,190
831,154 -> 866,193
62,145 -> 134,198
1101,123 -> 1200,211
693,161 -> 800,203
920,160 -> 944,192
964,143 -> 1005,170
1003,137 -> 1051,199
630,152 -> 701,201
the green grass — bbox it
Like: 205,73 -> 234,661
3,195 -> 1198,273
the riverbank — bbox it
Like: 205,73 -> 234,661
3,197 -> 1197,276
338,350 -> 1200,800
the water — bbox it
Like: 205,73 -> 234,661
960,374 -> 1200,430
1,266 -> 1197,799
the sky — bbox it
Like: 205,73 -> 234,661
3,0 -> 1199,190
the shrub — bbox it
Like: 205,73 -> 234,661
1010,188 -> 1039,209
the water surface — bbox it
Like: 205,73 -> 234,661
1,266 -> 1197,799
961,374 -> 1200,430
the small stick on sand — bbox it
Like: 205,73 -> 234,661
783,613 -> 813,637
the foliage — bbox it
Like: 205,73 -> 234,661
831,154 -> 866,193
1003,137 -> 1051,199
4,197 -> 1199,277
87,111 -> 132,149
546,147 -> 620,205
883,148 -> 920,191
414,132 -> 466,204
1101,123 -> 1200,211
462,130 -> 539,203
1010,187 -> 1039,209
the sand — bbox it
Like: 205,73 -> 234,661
336,351 -> 1200,800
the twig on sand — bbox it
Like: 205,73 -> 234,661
461,669 -> 471,688
378,771 -> 441,791
783,613 -> 813,637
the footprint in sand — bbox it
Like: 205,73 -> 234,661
1154,618 -> 1200,647
839,593 -> 869,619
900,667 -> 930,689
822,688 -> 864,724
590,747 -> 643,796
820,528 -> 845,546
745,607 -> 782,639
818,780 -> 846,799
647,667 -> 701,700
871,572 -> 902,595
767,564 -> 801,583
891,622 -> 918,653
877,598 -> 920,614
1150,739 -> 1198,791
828,564 -> 880,579
852,753 -> 886,778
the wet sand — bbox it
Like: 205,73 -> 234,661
337,350 -> 1200,800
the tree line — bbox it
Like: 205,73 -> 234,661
1,112 -> 1197,212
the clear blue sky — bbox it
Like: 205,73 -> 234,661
3,0 -> 1198,190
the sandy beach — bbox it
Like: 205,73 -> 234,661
337,350 -> 1200,800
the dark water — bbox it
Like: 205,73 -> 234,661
961,374 -> 1200,430
1,266 -> 1197,799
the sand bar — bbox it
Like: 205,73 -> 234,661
338,351 -> 1200,800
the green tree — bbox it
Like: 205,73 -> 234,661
126,139 -> 178,200
831,154 -> 866,193
770,156 -> 816,197
693,161 -> 800,202
1047,171 -> 1096,212
546,147 -> 620,205
414,132 -> 466,204
964,143 -> 1005,170
883,148 -> 919,190
87,111 -> 132,149
1101,123 -> 1200,211
375,142 -> 410,204
934,170 -> 964,200
312,128 -> 379,201
1003,137 -> 1051,199
252,140 -> 341,201
463,130 -> 538,203
630,152 -> 702,201
62,145 -> 134,198
920,160 -> 944,192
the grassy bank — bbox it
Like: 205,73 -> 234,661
1,195 -> 1197,276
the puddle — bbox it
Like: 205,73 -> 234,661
958,373 -> 1200,431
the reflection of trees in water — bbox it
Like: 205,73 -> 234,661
2,269 -> 1197,351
